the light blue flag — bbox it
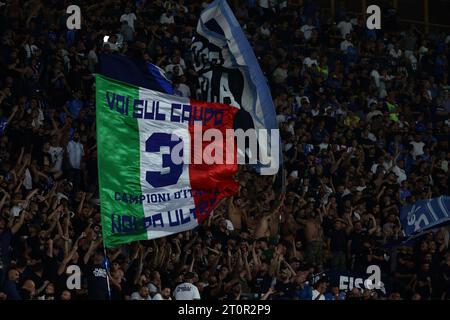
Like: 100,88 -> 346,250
192,0 -> 281,176
400,196 -> 450,237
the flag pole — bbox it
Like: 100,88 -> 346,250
103,245 -> 112,300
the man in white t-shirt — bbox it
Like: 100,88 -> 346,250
48,141 -> 64,171
410,135 -> 425,159
300,18 -> 315,41
303,52 -> 319,68
340,35 -> 354,53
337,17 -> 353,38
366,101 -> 383,122
371,156 -> 387,174
311,281 -> 326,300
272,63 -> 288,84
392,160 -> 407,184
174,273 -> 201,300
120,7 -> 137,31
174,76 -> 191,97
389,43 -> 402,59
370,66 -> 381,88
258,0 -> 269,9
165,56 -> 185,77
88,47 -> 98,73
160,11 -> 175,24
67,132 -> 84,170
23,38 -> 38,59
67,132 -> 84,191
153,287 -> 172,300
259,22 -> 271,38
130,286 -> 152,300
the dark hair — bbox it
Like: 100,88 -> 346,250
184,272 -> 195,280
31,262 -> 44,272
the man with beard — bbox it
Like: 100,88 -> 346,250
273,268 -> 296,300
153,286 -> 172,300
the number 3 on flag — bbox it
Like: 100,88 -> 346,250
146,133 -> 183,188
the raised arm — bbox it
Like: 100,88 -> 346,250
0,192 -> 9,212
83,237 -> 102,265
368,214 -> 378,235
261,287 -> 275,301
171,238 -> 182,264
77,192 -> 86,215
252,244 -> 261,270
133,246 -> 145,285
11,213 -> 25,234
46,238 -> 54,258
331,155 -> 344,174
25,188 -> 40,202
376,185 -> 386,202
13,148 -> 25,173
6,105 -> 19,127
58,234 -> 83,275
207,248 -> 222,275
243,251 -> 252,281
188,251 -> 195,273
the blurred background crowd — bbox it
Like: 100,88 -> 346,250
0,0 -> 449,300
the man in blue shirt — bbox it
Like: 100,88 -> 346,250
2,268 -> 21,300
64,90 -> 84,120
295,271 -> 313,300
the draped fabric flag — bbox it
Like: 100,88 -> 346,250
96,75 -> 239,247
400,196 -> 450,237
192,0 -> 280,175
98,53 -> 174,94
323,271 -> 388,296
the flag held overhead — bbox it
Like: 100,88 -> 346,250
98,53 -> 174,95
192,0 -> 280,175
96,75 -> 239,247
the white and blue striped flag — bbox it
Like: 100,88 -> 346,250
192,0 -> 281,177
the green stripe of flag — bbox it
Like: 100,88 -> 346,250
96,75 -> 147,247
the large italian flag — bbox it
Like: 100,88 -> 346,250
96,75 -> 239,247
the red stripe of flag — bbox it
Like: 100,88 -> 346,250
188,99 -> 239,224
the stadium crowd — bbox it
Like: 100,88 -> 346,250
0,0 -> 449,301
